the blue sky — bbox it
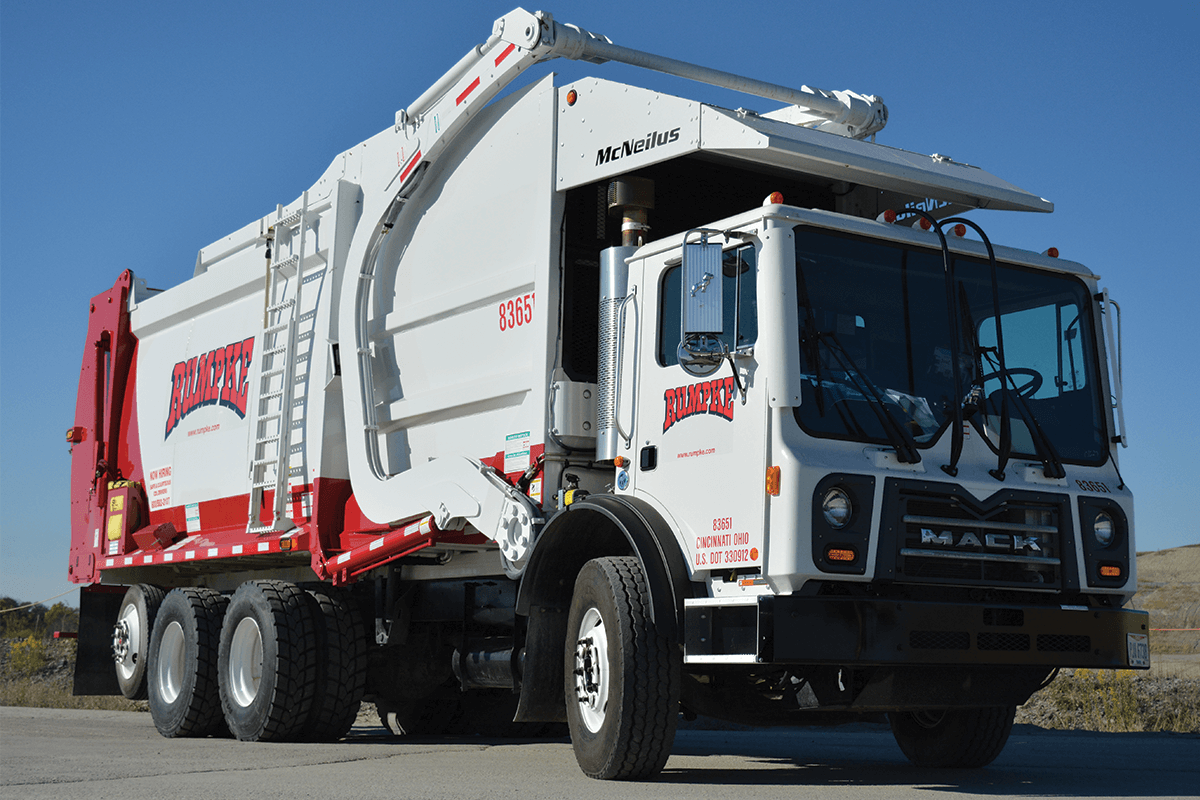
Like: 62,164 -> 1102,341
2,0 -> 1197,605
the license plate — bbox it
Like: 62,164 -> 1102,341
1126,633 -> 1149,668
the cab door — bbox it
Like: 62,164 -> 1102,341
625,240 -> 768,576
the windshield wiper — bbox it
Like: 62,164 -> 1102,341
895,210 -> 964,476
943,216 -> 1064,480
818,331 -> 921,464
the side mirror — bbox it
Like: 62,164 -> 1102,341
678,238 -> 724,376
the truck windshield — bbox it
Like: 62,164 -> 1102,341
793,226 -> 1107,465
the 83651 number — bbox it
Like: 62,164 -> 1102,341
499,293 -> 534,331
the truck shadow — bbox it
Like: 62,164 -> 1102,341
656,726 -> 1199,797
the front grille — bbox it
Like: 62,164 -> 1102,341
910,630 -> 970,650
1038,633 -> 1091,653
978,632 -> 1030,651
880,480 -> 1070,590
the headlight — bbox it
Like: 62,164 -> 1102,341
822,488 -> 853,529
1093,512 -> 1115,547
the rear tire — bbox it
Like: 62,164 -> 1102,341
218,581 -> 318,742
889,706 -> 1016,767
114,584 -> 166,700
147,587 -> 228,738
564,557 -> 679,780
302,587 -> 367,741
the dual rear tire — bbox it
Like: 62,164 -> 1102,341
146,581 -> 365,742
147,587 -> 228,737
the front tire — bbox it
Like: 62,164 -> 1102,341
564,557 -> 679,780
218,581 -> 318,742
113,583 -> 166,700
147,587 -> 228,737
889,706 -> 1016,767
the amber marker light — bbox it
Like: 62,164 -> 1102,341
763,191 -> 784,206
765,466 -> 781,496
826,546 -> 856,563
566,89 -> 578,106
1099,564 -> 1122,578
279,537 -> 293,552
614,456 -> 629,468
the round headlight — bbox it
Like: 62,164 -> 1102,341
822,488 -> 853,529
1093,512 -> 1115,548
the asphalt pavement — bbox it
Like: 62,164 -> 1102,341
1,707 -> 1196,800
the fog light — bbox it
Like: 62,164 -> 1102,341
1093,512 -> 1115,548
822,488 -> 853,529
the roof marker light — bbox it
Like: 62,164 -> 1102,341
763,192 -> 784,206
916,217 -> 932,231
877,209 -> 897,224
1043,247 -> 1059,258
952,223 -> 966,237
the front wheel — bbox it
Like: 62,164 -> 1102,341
564,557 -> 679,780
889,706 -> 1016,767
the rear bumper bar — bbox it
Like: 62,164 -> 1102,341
684,595 -> 1151,669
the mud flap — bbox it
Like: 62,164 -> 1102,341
72,586 -> 125,696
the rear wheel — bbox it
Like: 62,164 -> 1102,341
564,557 -> 679,780
218,581 -> 318,742
889,706 -> 1016,767
113,584 -> 166,700
302,588 -> 367,741
147,587 -> 228,738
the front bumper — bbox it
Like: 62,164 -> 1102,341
684,595 -> 1150,669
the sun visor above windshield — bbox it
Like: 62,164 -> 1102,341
699,106 -> 1052,214
555,78 -> 1052,214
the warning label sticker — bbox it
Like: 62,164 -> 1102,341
504,431 -> 531,474
185,503 -> 201,533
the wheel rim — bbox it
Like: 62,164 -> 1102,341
113,604 -> 139,680
228,616 -> 263,708
573,607 -> 609,733
155,621 -> 186,704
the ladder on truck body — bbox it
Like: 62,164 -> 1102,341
248,191 -> 315,534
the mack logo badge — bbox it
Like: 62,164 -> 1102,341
596,127 -> 681,166
663,376 -> 735,433
165,336 -> 255,438
920,528 -> 1042,552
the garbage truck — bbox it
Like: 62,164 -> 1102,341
67,7 -> 1148,780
